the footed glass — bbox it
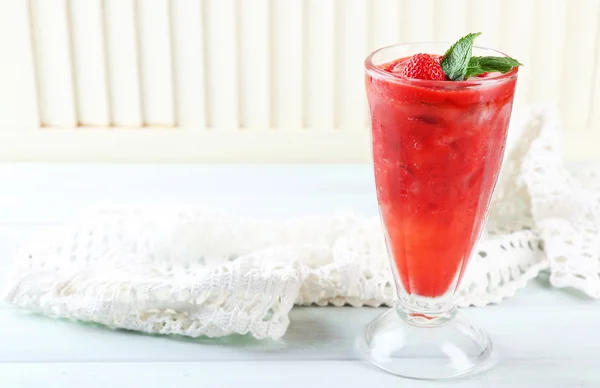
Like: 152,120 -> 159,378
358,43 -> 518,379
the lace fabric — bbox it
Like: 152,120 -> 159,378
3,107 -> 598,339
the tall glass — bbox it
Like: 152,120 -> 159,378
358,43 -> 518,379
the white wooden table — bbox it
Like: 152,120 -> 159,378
0,164 -> 598,388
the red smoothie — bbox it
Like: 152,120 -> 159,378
366,57 -> 517,298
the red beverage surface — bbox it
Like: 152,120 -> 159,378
366,57 -> 517,298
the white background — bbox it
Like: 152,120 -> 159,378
0,0 -> 599,162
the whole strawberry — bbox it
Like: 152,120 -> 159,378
401,54 -> 446,81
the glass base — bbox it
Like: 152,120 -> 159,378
357,307 -> 493,380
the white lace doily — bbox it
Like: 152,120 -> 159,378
3,106 -> 599,340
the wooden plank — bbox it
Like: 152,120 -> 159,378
560,0 -> 600,130
1,360 -> 599,388
103,0 -> 143,127
30,0 -> 77,127
433,0 -> 467,42
337,0 -> 369,129
1,289 -> 600,361
0,0 -> 39,129
272,0 -> 304,129
136,0 -> 174,126
0,164 -> 378,224
305,0 -> 335,129
68,0 -> 110,126
239,0 -> 270,129
204,0 -> 238,129
500,0 -> 535,107
0,361 -> 474,387
170,0 -> 206,128
400,0 -> 435,42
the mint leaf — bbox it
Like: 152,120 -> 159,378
440,32 -> 481,81
465,56 -> 523,78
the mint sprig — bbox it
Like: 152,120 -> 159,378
440,32 -> 481,81
465,56 -> 523,78
440,32 -> 522,81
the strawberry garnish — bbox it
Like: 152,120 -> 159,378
391,33 -> 522,81
401,54 -> 446,81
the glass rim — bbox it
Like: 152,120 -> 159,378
364,42 -> 519,87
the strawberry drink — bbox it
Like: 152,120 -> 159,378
369,54 -> 517,299
359,33 -> 520,379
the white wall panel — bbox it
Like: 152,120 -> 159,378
136,0 -> 175,126
272,0 -> 303,129
560,0 -> 600,130
170,0 -> 206,128
499,0 -> 536,108
0,0 -> 38,130
401,0 -> 435,42
104,0 -> 143,126
529,0 -> 568,112
337,0 -> 369,129
306,0 -> 335,129
240,0 -> 271,129
593,36 -> 600,129
433,0 -> 467,43
68,0 -> 110,126
204,0 -> 238,129
371,0 -> 400,52
467,0 -> 502,50
30,0 -> 77,127
592,42 -> 600,130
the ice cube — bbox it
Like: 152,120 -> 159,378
390,61 -> 405,74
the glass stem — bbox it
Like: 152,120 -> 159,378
396,302 -> 457,328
